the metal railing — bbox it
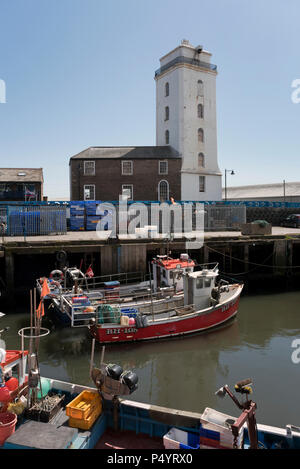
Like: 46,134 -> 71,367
155,56 -> 217,77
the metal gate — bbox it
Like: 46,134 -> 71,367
204,206 -> 246,231
5,205 -> 67,236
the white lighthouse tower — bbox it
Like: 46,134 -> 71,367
155,40 -> 222,201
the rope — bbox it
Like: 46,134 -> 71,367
205,244 -> 300,273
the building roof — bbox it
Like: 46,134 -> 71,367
222,182 -> 300,199
70,146 -> 181,161
0,168 -> 43,183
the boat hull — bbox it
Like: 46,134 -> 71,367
90,289 -> 242,344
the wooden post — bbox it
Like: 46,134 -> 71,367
4,251 -> 14,295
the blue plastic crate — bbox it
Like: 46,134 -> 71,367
120,307 -> 138,318
70,215 -> 85,231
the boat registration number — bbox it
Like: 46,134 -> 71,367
106,328 -> 137,335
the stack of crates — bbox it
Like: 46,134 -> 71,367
104,281 -> 120,301
70,202 -> 85,231
66,390 -> 102,430
85,201 -> 112,231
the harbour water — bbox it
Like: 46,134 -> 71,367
2,290 -> 300,429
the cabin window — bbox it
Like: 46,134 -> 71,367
196,278 -> 203,289
204,278 -> 211,288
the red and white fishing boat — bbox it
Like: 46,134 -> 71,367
89,264 -> 243,344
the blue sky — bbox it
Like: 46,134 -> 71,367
0,0 -> 299,199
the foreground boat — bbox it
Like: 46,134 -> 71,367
0,321 -> 299,449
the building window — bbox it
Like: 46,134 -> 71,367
165,130 -> 169,144
198,128 -> 204,143
197,79 -> 204,96
158,180 -> 169,201
122,184 -> 133,200
84,161 -> 95,176
84,184 -> 95,200
165,106 -> 169,121
159,160 -> 168,175
199,176 -> 205,192
122,160 -> 133,175
197,103 -> 203,119
198,153 -> 205,168
165,82 -> 169,97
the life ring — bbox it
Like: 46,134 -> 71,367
49,270 -> 64,283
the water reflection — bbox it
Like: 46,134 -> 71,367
2,290 -> 300,428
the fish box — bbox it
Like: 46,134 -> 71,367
65,391 -> 102,421
200,408 -> 243,449
163,427 -> 200,449
68,409 -> 101,430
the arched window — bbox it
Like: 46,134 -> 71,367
165,82 -> 169,97
197,79 -> 204,96
197,103 -> 203,119
198,153 -> 205,167
198,128 -> 204,143
158,180 -> 169,201
165,106 -> 169,121
165,130 -> 169,144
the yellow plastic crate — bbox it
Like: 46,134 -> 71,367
66,391 -> 102,420
68,407 -> 102,430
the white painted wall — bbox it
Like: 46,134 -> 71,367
155,40 -> 222,201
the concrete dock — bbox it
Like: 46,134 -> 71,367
1,227 -> 300,298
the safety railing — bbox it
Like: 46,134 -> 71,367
155,56 -> 217,77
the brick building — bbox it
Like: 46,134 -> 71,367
0,168 -> 43,201
69,146 -> 182,201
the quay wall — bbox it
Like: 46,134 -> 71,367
1,233 -> 300,303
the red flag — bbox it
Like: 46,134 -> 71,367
36,300 -> 44,319
85,265 -> 94,278
41,278 -> 50,298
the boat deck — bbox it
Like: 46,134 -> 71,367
95,428 -> 165,449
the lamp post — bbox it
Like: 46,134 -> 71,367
224,169 -> 235,202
